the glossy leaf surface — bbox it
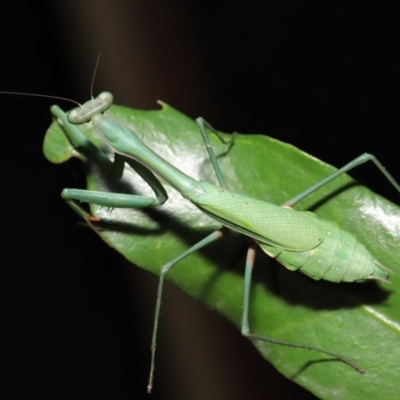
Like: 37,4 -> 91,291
43,102 -> 400,399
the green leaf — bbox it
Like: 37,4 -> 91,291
43,102 -> 400,400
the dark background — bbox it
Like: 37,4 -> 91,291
1,1 -> 399,399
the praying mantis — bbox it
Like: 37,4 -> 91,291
42,93 -> 400,398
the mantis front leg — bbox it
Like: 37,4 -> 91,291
52,105 -> 168,220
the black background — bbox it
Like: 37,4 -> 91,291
1,1 -> 399,399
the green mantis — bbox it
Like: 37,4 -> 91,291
46,92 -> 400,393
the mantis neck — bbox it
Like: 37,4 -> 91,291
93,114 -> 199,196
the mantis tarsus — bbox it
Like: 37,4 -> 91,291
47,92 -> 399,393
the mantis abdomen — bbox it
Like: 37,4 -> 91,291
260,214 -> 388,283
191,181 -> 389,283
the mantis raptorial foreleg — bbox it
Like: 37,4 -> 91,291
52,105 -> 168,220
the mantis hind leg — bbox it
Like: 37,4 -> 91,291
283,153 -> 400,208
241,243 -> 365,374
196,117 -> 235,188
